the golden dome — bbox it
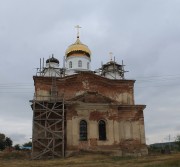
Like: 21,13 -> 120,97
65,38 -> 91,58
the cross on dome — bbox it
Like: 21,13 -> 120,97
75,25 -> 82,38
109,52 -> 113,61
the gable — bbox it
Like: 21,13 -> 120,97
68,91 -> 116,103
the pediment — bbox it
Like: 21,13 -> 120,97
69,91 -> 116,103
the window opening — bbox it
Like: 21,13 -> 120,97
69,61 -> 72,68
78,60 -> 82,67
80,120 -> 87,141
87,62 -> 89,69
99,120 -> 106,140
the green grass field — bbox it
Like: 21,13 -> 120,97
0,151 -> 180,167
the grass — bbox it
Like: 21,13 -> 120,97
0,151 -> 180,167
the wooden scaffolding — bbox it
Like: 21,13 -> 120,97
31,98 -> 65,159
30,77 -> 65,159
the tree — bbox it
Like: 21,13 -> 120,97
0,133 -> 5,150
5,137 -> 13,148
175,135 -> 180,151
14,144 -> 21,151
0,133 -> 13,150
0,133 -> 5,140
0,142 -> 5,150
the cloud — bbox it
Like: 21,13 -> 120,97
0,118 -> 32,145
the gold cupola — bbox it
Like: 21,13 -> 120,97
65,25 -> 91,58
65,37 -> 91,58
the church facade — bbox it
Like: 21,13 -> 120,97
30,29 -> 148,159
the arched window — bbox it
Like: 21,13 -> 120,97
78,60 -> 82,67
99,120 -> 106,140
80,120 -> 87,141
69,61 -> 72,68
87,62 -> 89,69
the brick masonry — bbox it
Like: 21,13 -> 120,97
33,71 -> 148,156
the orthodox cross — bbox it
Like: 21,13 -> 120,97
75,25 -> 81,38
109,52 -> 113,61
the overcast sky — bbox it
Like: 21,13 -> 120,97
0,0 -> 180,145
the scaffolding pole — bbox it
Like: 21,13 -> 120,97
31,97 -> 65,159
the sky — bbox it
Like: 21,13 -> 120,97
0,0 -> 180,145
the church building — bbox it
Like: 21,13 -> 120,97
30,27 -> 148,159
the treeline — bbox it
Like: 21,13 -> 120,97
148,135 -> 180,154
14,141 -> 32,151
0,133 -> 13,150
0,133 -> 32,151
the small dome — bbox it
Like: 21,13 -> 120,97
65,38 -> 91,58
102,61 -> 121,68
46,56 -> 59,64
